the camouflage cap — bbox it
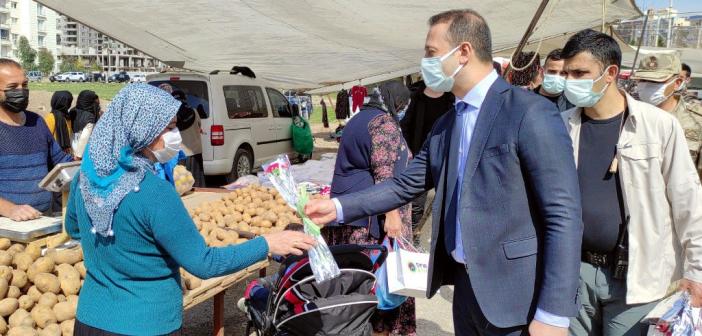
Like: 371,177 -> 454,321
631,52 -> 682,83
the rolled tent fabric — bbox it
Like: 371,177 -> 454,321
34,0 -> 641,90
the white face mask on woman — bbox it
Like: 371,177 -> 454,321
149,128 -> 182,163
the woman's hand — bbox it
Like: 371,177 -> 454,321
384,210 -> 402,239
263,231 -> 316,256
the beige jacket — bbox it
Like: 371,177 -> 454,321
562,92 -> 702,304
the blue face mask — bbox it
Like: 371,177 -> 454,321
542,74 -> 566,95
421,45 -> 465,93
564,67 -> 612,107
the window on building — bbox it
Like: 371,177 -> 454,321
10,2 -> 16,9
11,18 -> 17,24
36,3 -> 44,15
37,19 -> 45,31
37,35 -> 44,47
10,33 -> 16,42
0,30 -> 8,41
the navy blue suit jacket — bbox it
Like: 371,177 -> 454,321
338,77 -> 583,328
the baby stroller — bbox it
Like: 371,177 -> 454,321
245,244 -> 387,336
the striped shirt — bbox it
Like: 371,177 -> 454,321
0,111 -> 72,212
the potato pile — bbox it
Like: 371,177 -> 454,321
0,238 -> 82,336
188,185 -> 301,238
180,185 -> 305,294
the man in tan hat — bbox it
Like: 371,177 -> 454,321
632,52 -> 702,179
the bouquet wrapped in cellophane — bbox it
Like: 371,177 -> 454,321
651,292 -> 702,336
263,155 -> 340,283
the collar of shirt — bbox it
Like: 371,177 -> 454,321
454,70 -> 499,113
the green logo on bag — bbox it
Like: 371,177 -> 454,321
408,262 -> 428,273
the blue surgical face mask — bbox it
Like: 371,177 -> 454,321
421,45 -> 465,93
564,67 -> 612,107
542,74 -> 566,95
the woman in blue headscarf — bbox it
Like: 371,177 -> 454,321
65,84 -> 314,335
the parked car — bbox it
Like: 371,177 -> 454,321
147,69 -> 296,181
130,74 -> 146,83
90,72 -> 104,82
54,72 -> 87,82
108,71 -> 130,83
26,71 -> 42,82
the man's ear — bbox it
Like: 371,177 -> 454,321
458,42 -> 474,65
606,65 -> 619,83
673,77 -> 684,91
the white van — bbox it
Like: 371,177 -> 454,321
147,71 -> 296,182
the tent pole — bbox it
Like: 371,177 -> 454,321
602,0 -> 607,32
630,9 -> 652,78
502,0 -> 550,80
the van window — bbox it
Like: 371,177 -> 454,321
223,85 -> 267,119
149,80 -> 210,118
266,88 -> 292,118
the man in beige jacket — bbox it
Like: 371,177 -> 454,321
559,29 -> 702,336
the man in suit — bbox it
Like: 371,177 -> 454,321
305,9 -> 583,336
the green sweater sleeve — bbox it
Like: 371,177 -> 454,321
148,188 -> 269,279
65,178 -> 80,240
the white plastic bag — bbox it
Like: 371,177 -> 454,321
71,123 -> 94,158
386,237 -> 429,297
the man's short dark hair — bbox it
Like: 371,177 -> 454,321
0,58 -> 22,70
682,63 -> 692,77
511,51 -> 541,86
429,9 -> 492,63
562,29 -> 621,70
545,48 -> 563,63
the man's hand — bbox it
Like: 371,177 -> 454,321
384,210 -> 402,239
529,320 -> 568,336
2,204 -> 41,222
679,278 -> 702,307
304,199 -> 337,226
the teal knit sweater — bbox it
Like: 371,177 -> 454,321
65,173 -> 269,335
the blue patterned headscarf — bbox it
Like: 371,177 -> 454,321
79,84 -> 181,237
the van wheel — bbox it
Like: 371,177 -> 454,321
227,148 -> 253,183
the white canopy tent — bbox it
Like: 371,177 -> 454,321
38,0 -> 641,91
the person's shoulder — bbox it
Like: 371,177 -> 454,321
42,112 -> 54,122
628,95 -> 681,133
685,100 -> 702,118
24,110 -> 42,122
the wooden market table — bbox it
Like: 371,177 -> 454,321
181,188 -> 270,336
182,260 -> 269,336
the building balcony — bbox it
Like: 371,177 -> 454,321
0,8 -> 9,14
1,38 -> 11,46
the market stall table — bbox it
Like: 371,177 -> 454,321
182,188 -> 270,336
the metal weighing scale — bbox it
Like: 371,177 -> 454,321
0,161 -> 81,246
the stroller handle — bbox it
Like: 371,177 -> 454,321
327,244 -> 388,269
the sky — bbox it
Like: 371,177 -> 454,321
636,0 -> 702,15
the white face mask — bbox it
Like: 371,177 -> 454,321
564,67 -> 612,108
542,74 -> 566,95
420,45 -> 465,93
149,128 -> 182,163
637,80 -> 675,106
